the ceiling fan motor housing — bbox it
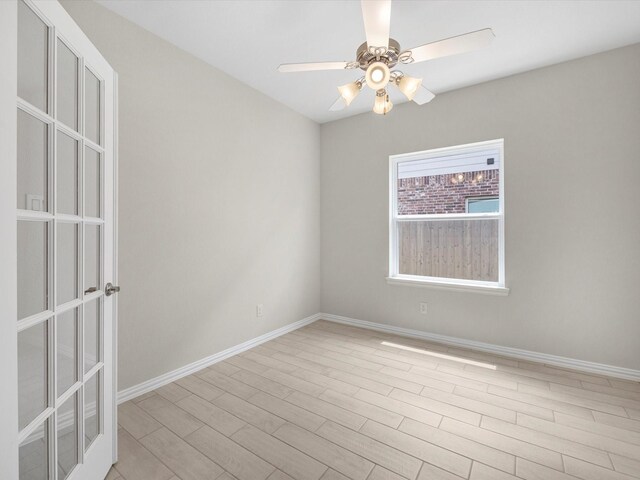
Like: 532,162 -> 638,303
356,38 -> 401,70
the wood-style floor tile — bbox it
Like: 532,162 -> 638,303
155,382 -> 192,403
318,389 -> 403,428
469,462 -> 518,480
118,400 -> 162,439
517,413 -> 640,461
480,415 -> 612,468
563,455 -> 637,480
115,321 -> 640,480
284,391 -> 367,431
115,429 -> 175,480
175,394 -> 246,437
246,391 -> 326,432
316,421 -> 423,479
610,454 -> 640,477
140,427 -> 224,480
138,394 -> 204,438
273,423 -> 374,480
175,374 -> 225,401
353,389 -> 442,427
440,417 -> 563,470
185,425 -> 275,480
231,424 -> 327,480
210,392 -> 286,434
399,417 -> 515,474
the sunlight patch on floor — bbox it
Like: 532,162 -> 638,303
381,341 -> 497,370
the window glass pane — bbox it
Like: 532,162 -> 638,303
397,167 -> 499,215
57,39 -> 78,130
84,299 -> 100,373
398,218 -> 499,282
18,221 -> 48,320
18,322 -> 48,430
84,147 -> 101,218
56,222 -> 79,305
57,308 -> 77,396
56,131 -> 79,215
17,109 -> 48,211
467,197 -> 499,214
19,418 -> 48,480
18,0 -> 48,112
84,372 -> 100,450
85,68 -> 101,145
57,393 -> 78,480
84,224 -> 101,293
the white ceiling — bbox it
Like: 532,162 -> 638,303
97,0 -> 640,124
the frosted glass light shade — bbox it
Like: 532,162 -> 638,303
397,75 -> 423,100
373,91 -> 393,115
337,81 -> 362,106
365,62 -> 390,90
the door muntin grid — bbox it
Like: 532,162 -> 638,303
17,2 -> 107,479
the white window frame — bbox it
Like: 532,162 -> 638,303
387,139 -> 508,295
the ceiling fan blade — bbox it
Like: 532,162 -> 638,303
329,97 -> 347,111
412,85 -> 436,105
278,61 -> 349,73
405,28 -> 495,64
361,0 -> 391,50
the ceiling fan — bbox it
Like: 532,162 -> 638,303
278,0 -> 494,115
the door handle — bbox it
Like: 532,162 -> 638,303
84,286 -> 98,294
105,283 -> 121,296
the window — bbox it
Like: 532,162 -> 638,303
388,139 -> 507,294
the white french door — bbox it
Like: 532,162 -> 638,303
13,1 -> 116,479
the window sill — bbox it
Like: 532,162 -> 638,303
386,276 -> 510,296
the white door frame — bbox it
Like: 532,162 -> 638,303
0,2 -> 20,479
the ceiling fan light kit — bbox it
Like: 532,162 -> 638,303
396,74 -> 422,101
277,0 -> 494,116
365,61 -> 391,90
337,79 -> 364,107
373,89 -> 393,115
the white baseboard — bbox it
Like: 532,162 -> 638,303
117,313 -> 322,404
320,313 -> 640,382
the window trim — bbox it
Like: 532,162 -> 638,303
388,139 -> 507,294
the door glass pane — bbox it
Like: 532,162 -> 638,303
56,131 -> 79,215
56,222 -> 79,305
57,308 -> 77,396
19,418 -> 48,480
84,372 -> 100,450
84,225 -> 100,293
56,39 -> 78,130
85,68 -> 100,145
18,0 -> 48,112
17,109 -> 48,211
84,299 -> 99,373
18,221 -> 48,320
18,322 -> 48,430
57,393 -> 78,480
84,147 -> 100,218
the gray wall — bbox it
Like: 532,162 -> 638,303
320,44 -> 640,370
61,1 -> 321,391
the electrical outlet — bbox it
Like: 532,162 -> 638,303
256,304 -> 264,317
419,302 -> 428,315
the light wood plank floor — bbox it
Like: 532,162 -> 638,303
107,320 -> 640,480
